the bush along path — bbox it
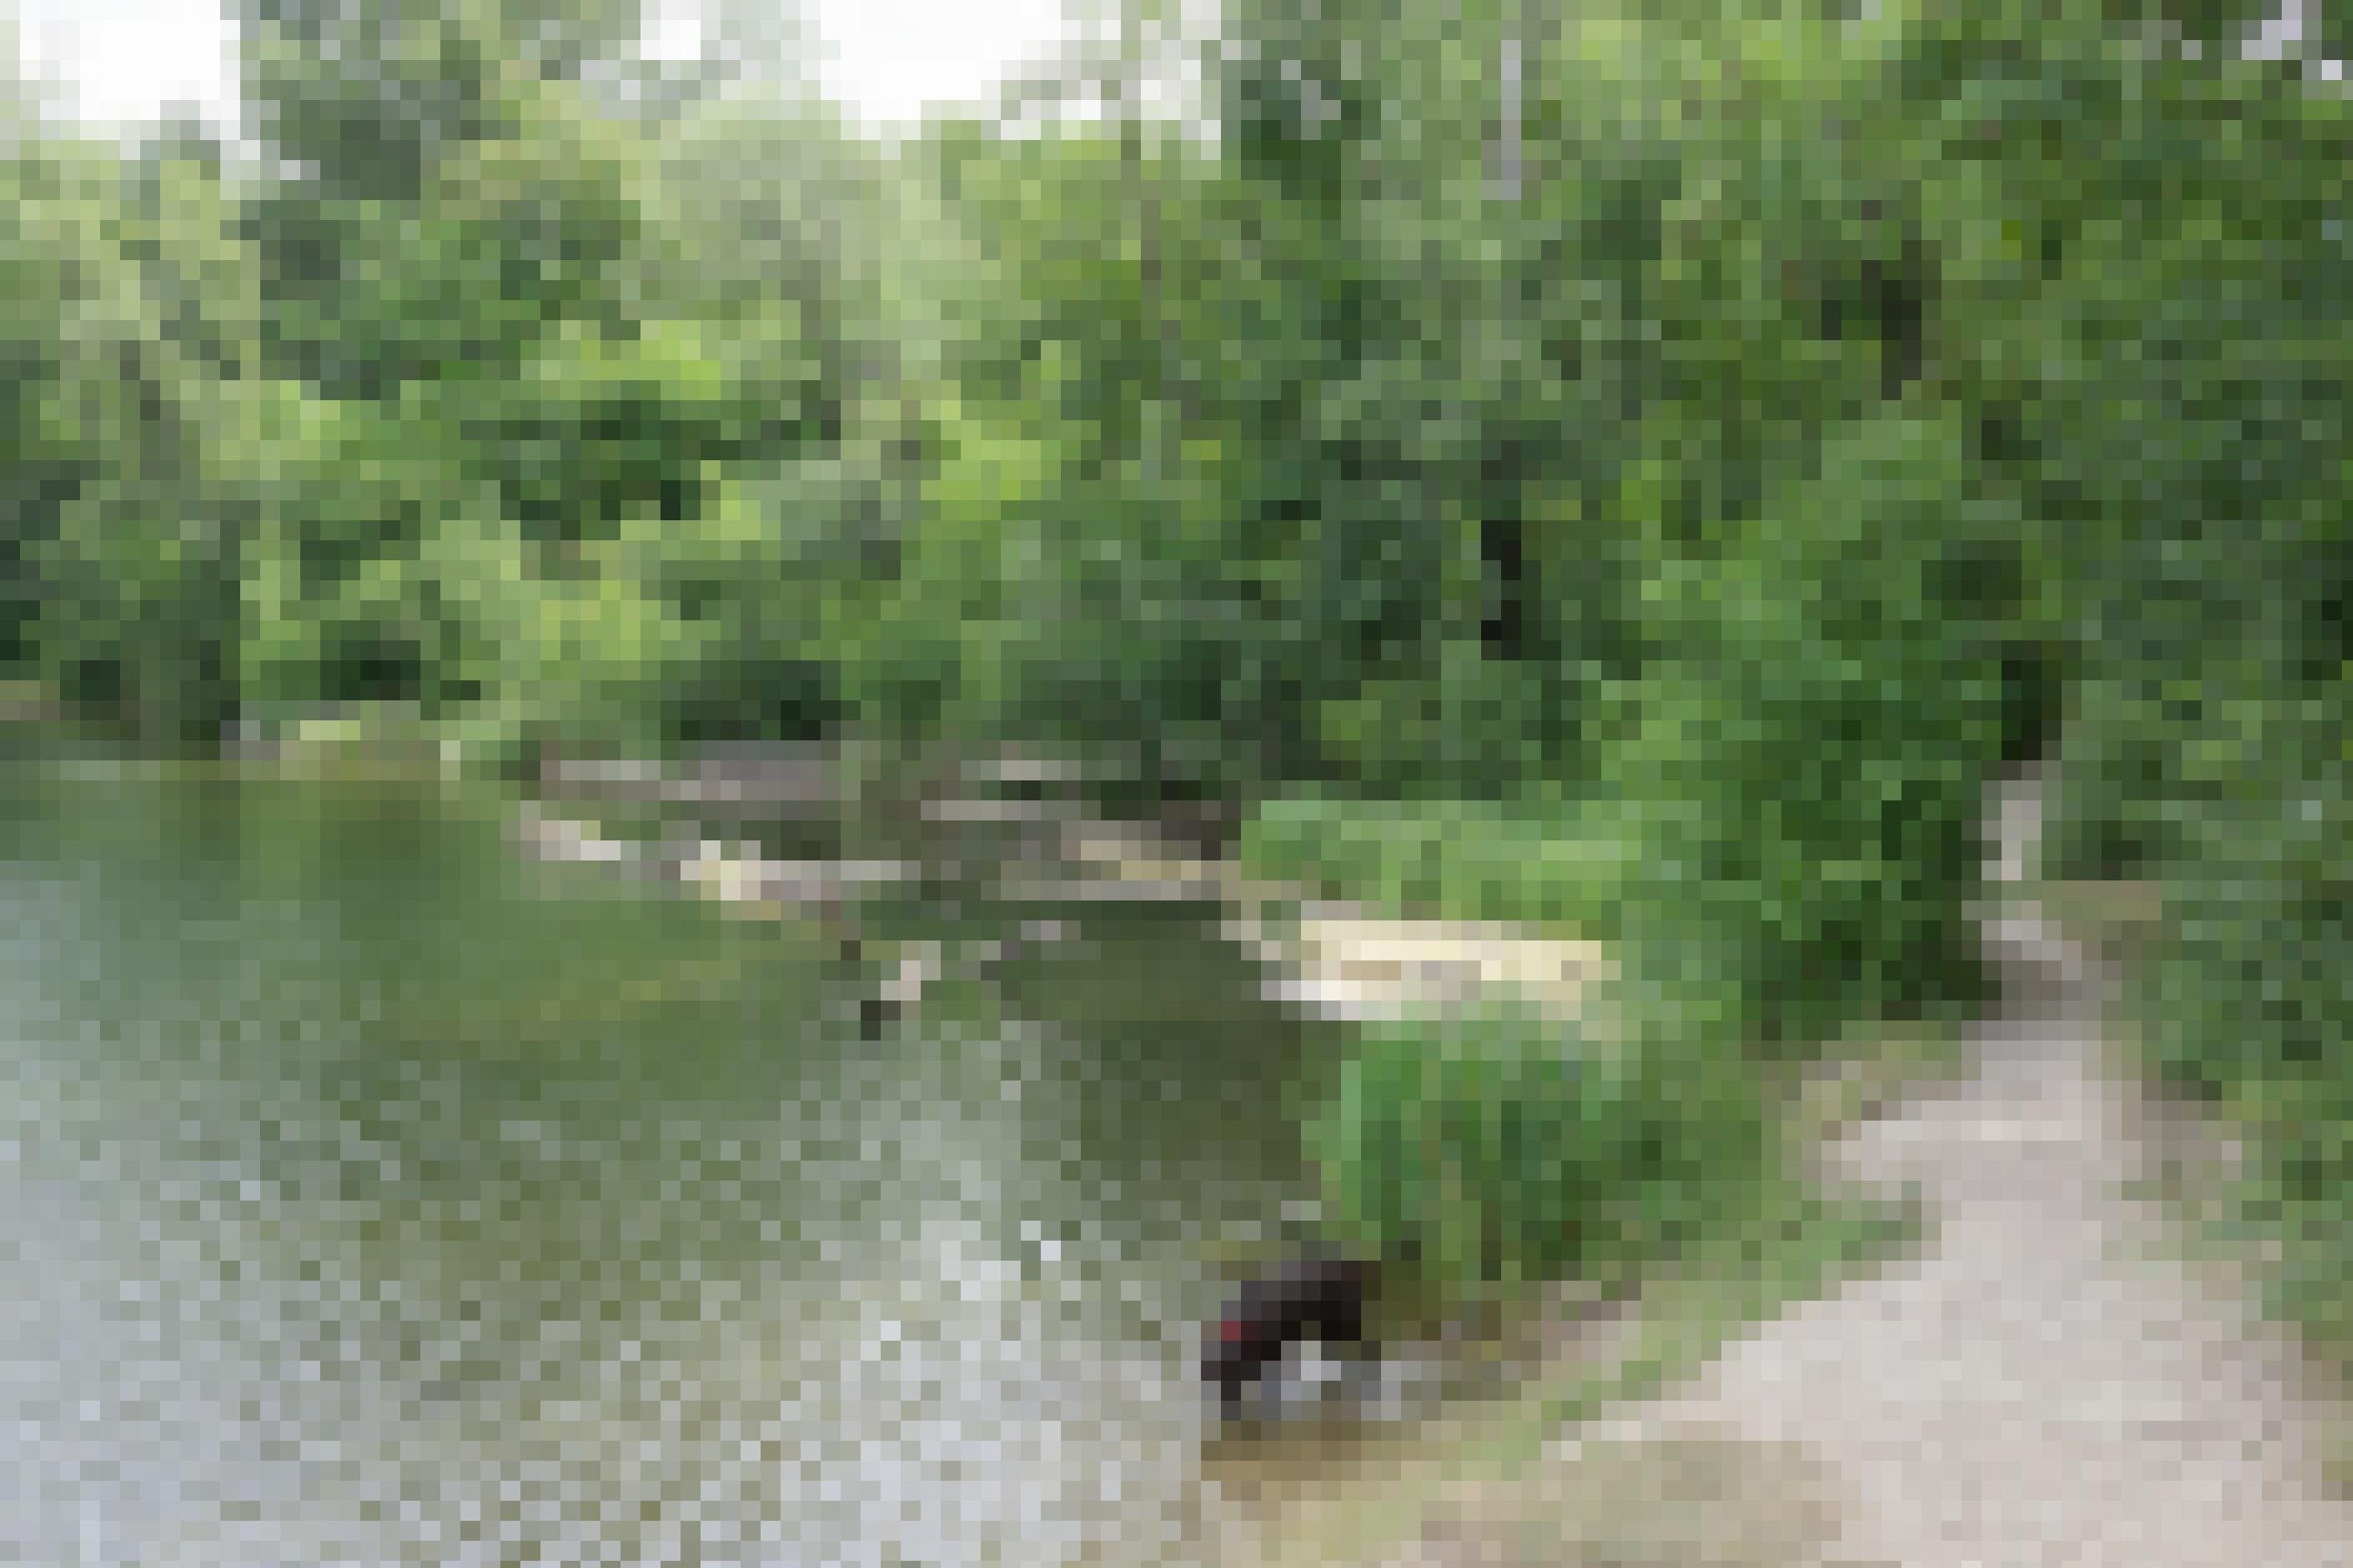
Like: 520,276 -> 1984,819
1564,770 -> 2353,1567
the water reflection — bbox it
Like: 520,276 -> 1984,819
0,756 -> 1334,1566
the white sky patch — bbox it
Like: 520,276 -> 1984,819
4,0 -> 1093,138
9,0 -> 242,128
801,0 -> 1074,130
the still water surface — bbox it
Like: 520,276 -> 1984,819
0,751 -> 1343,1566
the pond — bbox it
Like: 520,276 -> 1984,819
0,740 -> 1356,1567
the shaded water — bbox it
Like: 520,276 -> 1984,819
0,747 -> 1348,1566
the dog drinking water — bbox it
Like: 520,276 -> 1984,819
1202,1251 -> 1378,1421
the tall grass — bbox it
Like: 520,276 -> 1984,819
1307,1000 -> 1771,1309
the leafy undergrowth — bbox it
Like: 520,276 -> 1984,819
2033,879 -> 2353,1504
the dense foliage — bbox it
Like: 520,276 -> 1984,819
6,0 -> 2352,1354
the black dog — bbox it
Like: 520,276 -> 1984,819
1202,1252 -> 1377,1419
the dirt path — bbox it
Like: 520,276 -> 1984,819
1564,772 -> 2353,1566
1046,776 -> 2352,1565
1030,775 -> 2353,1567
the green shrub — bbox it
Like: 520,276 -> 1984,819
2087,684 -> 2353,1365
2042,676 -> 2194,884
1608,412 -> 2015,1052
1311,643 -> 1596,801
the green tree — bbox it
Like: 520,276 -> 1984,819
230,0 -> 910,758
7,105 -> 264,740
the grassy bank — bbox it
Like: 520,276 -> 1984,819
1228,785 -> 1971,1564
1238,793 -> 1642,934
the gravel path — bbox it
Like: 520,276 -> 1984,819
1566,772 -> 2353,1566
